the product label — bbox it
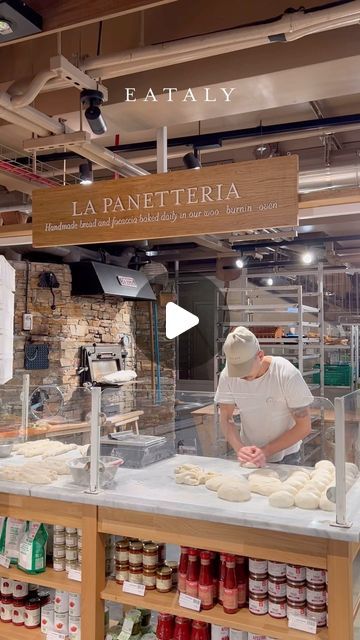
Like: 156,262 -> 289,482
286,566 -> 306,581
0,553 -> 10,568
223,587 -> 238,611
249,559 -> 267,574
68,569 -> 82,582
269,601 -> 287,618
1,601 -> 13,621
268,581 -> 286,597
306,568 -> 326,584
47,633 -> 67,640
178,573 -> 187,593
185,580 -> 198,598
0,578 -> 13,594
25,607 -> 41,628
306,588 -> 326,606
288,614 -> 317,634
286,584 -> 306,602
198,583 -> 213,607
268,561 -> 286,577
249,577 -> 267,595
238,582 -> 247,607
179,592 -> 202,611
122,581 -> 145,596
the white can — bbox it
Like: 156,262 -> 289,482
13,581 -> 29,598
1,578 -> 13,595
69,615 -> 81,635
211,625 -> 230,640
41,604 -> 54,633
54,611 -> 69,634
69,593 -> 81,617
268,561 -> 286,578
306,567 -> 326,585
54,590 -> 69,613
249,558 -> 268,574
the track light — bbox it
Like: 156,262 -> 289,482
183,152 -> 201,170
235,258 -> 244,269
301,251 -> 314,265
80,89 -> 107,136
79,161 -> 93,185
267,278 -> 274,286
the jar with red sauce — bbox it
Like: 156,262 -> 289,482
223,554 -> 238,614
191,621 -> 209,640
0,595 -> 13,623
156,613 -> 175,640
24,597 -> 41,629
186,549 -> 199,598
12,598 -> 26,626
198,551 -> 214,610
174,616 -> 191,640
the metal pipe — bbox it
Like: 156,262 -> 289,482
10,71 -> 58,109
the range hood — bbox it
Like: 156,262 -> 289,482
70,261 -> 156,301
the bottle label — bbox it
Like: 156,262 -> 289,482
198,583 -> 213,607
238,582 -> 247,606
223,587 -> 238,611
178,573 -> 187,593
25,608 -> 41,628
185,580 -> 198,598
219,581 -> 224,603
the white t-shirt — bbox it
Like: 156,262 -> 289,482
214,356 -> 313,462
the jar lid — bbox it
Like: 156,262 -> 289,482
157,567 -> 172,577
116,540 -> 130,548
268,575 -> 286,582
143,567 -> 157,574
307,603 -> 327,611
129,541 -> 143,550
13,598 -> 26,605
306,582 -> 326,590
249,592 -> 268,600
143,543 -> 158,553
188,549 -> 198,557
175,617 -> 190,624
200,551 -> 211,560
287,599 -> 306,607
165,561 -> 177,569
26,597 -> 41,606
249,572 -> 267,580
287,580 -> 306,587
269,595 -> 286,603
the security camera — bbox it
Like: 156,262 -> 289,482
80,89 -> 107,136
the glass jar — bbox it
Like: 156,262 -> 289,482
249,558 -> 268,575
165,561 -> 178,586
306,567 -> 326,585
1,578 -> 13,596
25,597 -> 41,628
191,621 -> 209,640
129,541 -> 143,566
306,604 -> 327,627
286,580 -> 306,603
129,565 -> 143,585
53,558 -> 66,572
268,576 -> 286,598
115,539 -> 129,563
178,547 -> 189,593
248,593 -> 268,616
249,573 -> 268,595
143,543 -> 159,568
268,595 -> 287,619
156,613 -> 174,640
12,598 -> 26,626
38,590 -> 51,607
174,616 -> 191,640
306,583 -> 327,606
156,566 -> 173,593
143,568 -> 157,590
268,561 -> 286,578
53,545 -> 66,559
65,534 -> 78,548
115,563 -> 129,584
13,581 -> 29,599
286,564 -> 306,582
53,532 -> 66,545
198,551 -> 214,611
0,595 -> 13,622
287,600 -> 306,619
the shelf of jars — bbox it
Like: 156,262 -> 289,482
0,565 -> 81,594
101,580 -> 328,640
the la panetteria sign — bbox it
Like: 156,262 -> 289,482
32,156 -> 298,247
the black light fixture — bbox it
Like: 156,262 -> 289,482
183,151 -> 201,170
79,161 -> 93,185
0,1 -> 42,42
80,89 -> 107,136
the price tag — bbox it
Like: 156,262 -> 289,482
47,633 -> 67,640
0,554 -> 10,569
288,615 -> 317,635
178,593 -> 202,612
68,569 -> 82,582
122,581 -> 146,596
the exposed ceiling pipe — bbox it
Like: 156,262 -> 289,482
10,71 -> 58,109
81,1 -> 360,79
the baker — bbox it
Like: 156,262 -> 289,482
214,327 -> 313,467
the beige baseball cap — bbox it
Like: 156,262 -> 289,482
223,326 -> 260,377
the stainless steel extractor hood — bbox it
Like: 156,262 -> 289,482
70,261 -> 156,301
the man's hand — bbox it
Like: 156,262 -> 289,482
237,446 -> 267,468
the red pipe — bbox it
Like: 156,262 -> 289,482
0,160 -> 57,187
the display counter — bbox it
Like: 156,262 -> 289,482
0,454 -> 359,640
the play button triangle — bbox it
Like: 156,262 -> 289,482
165,302 -> 199,339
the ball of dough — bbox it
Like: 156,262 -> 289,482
319,492 -> 336,512
241,461 -> 257,469
307,479 -> 328,491
217,482 -> 251,502
269,491 -> 295,508
249,469 -> 280,479
205,475 -> 226,491
199,471 -> 220,484
295,491 -> 320,510
302,484 -> 322,497
315,460 -> 335,472
289,472 -> 308,482
281,484 -> 298,496
346,462 -> 359,477
285,479 -> 305,491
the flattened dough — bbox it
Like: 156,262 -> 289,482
205,475 -> 226,491
249,477 -> 282,496
217,482 -> 251,502
241,462 -> 257,469
269,491 -> 295,508
249,469 -> 279,479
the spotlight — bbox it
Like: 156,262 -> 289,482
80,89 -> 107,136
254,143 -> 272,160
183,152 -> 201,170
235,258 -> 244,269
301,251 -> 314,265
0,19 -> 13,35
267,278 -> 274,286
79,161 -> 93,185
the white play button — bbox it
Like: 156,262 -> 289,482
165,302 -> 199,339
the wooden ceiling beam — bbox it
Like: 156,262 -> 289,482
4,0 -> 178,42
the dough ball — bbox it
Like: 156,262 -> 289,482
346,462 -> 359,477
217,482 -> 251,502
289,472 -> 308,482
281,484 -> 299,496
198,471 -> 220,484
269,491 -> 295,508
241,461 -> 257,469
295,491 -> 320,510
307,479 -> 328,491
296,467 -> 312,477
205,475 -> 226,491
249,478 -> 283,496
315,460 -> 335,473
249,469 -> 280,479
319,492 -> 336,512
302,484 -> 322,497
285,479 -> 305,491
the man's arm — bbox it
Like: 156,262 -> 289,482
252,406 -> 312,464
219,403 -> 243,453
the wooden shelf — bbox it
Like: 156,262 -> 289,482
0,621 -> 42,639
0,565 -> 81,593
101,580 -> 328,640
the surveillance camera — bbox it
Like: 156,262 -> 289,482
80,89 -> 107,136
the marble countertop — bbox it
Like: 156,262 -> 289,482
1,453 -> 359,542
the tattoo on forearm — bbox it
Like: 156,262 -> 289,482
292,407 -> 310,418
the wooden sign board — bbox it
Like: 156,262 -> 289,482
32,155 -> 298,248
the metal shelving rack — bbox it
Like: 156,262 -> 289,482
324,324 -> 360,391
215,279 -> 325,396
